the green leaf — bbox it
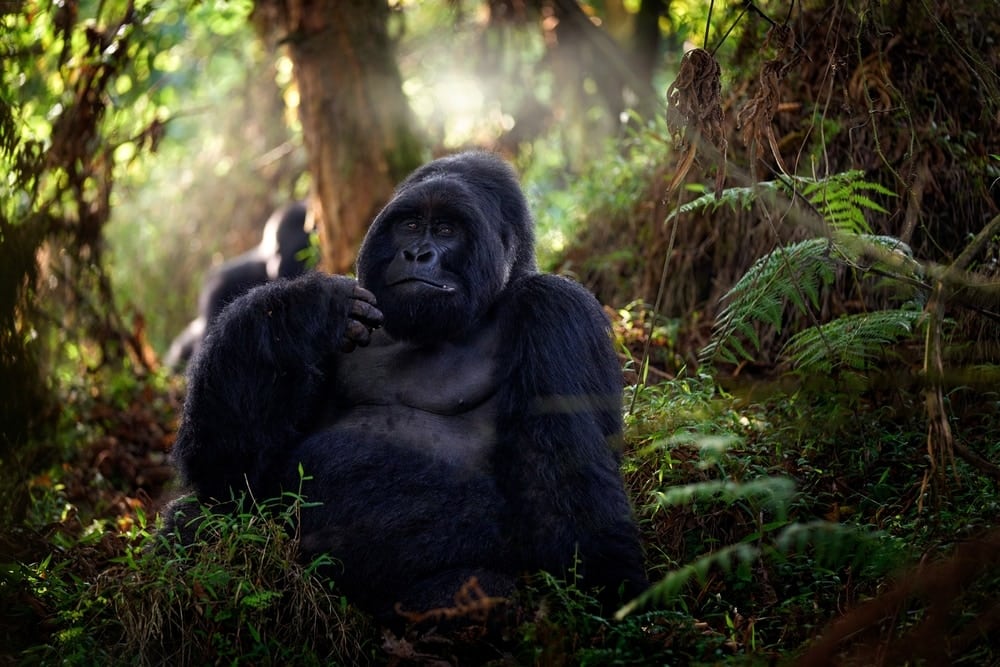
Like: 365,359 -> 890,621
782,309 -> 923,373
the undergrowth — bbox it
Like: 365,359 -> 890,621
10,493 -> 376,666
622,376 -> 1000,663
3,363 -> 999,665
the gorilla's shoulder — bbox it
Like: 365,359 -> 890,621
503,273 -> 607,321
498,273 -> 616,373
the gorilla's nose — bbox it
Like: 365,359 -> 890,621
403,245 -> 437,264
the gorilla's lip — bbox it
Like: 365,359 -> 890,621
388,277 -> 456,292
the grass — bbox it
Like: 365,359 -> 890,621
10,495 -> 376,666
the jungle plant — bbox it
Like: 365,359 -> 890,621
683,171 -> 924,373
19,484 -> 376,666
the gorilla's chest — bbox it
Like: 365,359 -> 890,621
325,328 -> 500,469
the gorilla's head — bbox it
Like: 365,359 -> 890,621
357,152 -> 537,344
262,201 -> 311,280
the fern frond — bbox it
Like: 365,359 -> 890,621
790,170 -> 895,234
774,520 -> 899,572
700,239 -> 835,364
782,309 -> 923,373
665,184 -> 765,222
615,542 -> 761,619
617,519 -> 896,619
651,477 -> 796,515
666,171 -> 894,235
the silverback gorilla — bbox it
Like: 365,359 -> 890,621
166,152 -> 647,619
164,201 -> 313,370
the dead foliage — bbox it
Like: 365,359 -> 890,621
394,577 -> 508,627
40,380 -> 182,533
665,47 -> 728,197
736,24 -> 797,180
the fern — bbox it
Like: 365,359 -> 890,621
782,309 -> 923,373
699,229 -> 920,366
616,541 -> 761,619
700,238 -> 836,364
669,170 -> 894,233
618,504 -> 890,619
774,520 -> 900,573
651,477 -> 796,517
684,170 -> 914,372
617,520 -> 895,618
666,184 -> 761,222
792,170 -> 895,234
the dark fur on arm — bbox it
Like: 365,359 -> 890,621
493,274 -> 647,601
171,273 -> 354,502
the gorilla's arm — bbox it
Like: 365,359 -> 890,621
171,273 -> 382,503
198,253 -> 270,322
163,317 -> 205,370
494,274 -> 647,600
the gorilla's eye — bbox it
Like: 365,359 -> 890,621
434,222 -> 455,237
400,220 -> 420,232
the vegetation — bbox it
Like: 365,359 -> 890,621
3,0 -> 1000,665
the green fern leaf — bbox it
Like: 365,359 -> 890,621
849,193 -> 890,215
615,542 -> 761,618
782,309 -> 923,373
788,170 -> 896,234
700,239 -> 835,364
651,477 -> 796,512
668,171 -> 893,235
666,185 -> 761,222
775,520 -> 898,572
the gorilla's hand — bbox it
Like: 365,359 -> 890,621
337,280 -> 383,352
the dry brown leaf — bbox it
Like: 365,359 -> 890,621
665,47 -> 727,195
736,25 -> 797,179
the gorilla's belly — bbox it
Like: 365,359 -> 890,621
325,325 -> 502,471
329,402 -> 498,470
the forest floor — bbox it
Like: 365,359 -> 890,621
3,343 -> 1000,665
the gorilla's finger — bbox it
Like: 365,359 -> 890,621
350,299 -> 384,329
343,318 -> 374,348
352,284 -> 378,306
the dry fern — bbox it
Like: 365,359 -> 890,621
665,47 -> 727,196
736,24 -> 797,179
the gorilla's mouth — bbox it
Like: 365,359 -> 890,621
389,277 -> 456,293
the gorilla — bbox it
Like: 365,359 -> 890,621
166,152 -> 647,620
164,201 -> 313,369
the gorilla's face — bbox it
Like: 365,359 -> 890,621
358,180 -> 501,344
383,216 -> 464,296
356,152 -> 537,345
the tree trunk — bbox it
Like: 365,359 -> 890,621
256,1 -> 423,273
633,0 -> 671,91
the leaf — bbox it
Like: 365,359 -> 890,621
616,542 -> 761,619
700,239 -> 835,364
782,309 -> 923,373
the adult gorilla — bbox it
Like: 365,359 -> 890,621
164,201 -> 312,369
167,152 -> 647,618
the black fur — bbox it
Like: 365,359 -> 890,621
164,201 -> 313,369
166,152 -> 646,619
